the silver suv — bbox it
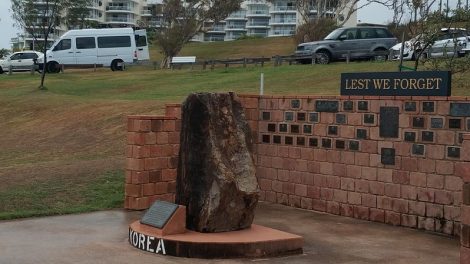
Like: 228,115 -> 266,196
295,26 -> 397,64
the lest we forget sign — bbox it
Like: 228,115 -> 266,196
340,71 -> 451,96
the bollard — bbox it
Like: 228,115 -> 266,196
311,54 -> 315,65
94,63 -> 97,72
30,65 -> 35,75
346,51 -> 351,64
243,58 -> 247,68
60,64 -> 64,73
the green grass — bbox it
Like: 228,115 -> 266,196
0,170 -> 124,220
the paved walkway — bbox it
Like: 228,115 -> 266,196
0,202 -> 459,264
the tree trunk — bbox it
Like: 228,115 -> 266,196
39,37 -> 48,90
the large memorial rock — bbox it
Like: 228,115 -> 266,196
176,92 -> 259,233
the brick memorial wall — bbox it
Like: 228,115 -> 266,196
124,95 -> 470,263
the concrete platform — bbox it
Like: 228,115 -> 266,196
0,202 -> 459,264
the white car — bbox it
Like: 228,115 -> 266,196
390,28 -> 469,60
0,51 -> 43,74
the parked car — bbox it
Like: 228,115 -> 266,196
390,28 -> 469,60
295,26 -> 398,64
0,51 -> 43,74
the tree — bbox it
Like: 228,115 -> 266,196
156,0 -> 243,68
0,49 -> 10,59
11,0 -> 90,90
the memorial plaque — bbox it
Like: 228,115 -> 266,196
273,135 -> 281,144
447,146 -> 460,158
336,140 -> 345,149
356,129 -> 367,139
291,124 -> 300,133
285,112 -> 294,121
364,114 -> 375,124
285,136 -> 293,145
349,141 -> 359,151
309,137 -> 318,147
358,101 -> 369,111
141,201 -> 179,229
303,124 -> 312,134
381,148 -> 395,165
336,114 -> 346,124
262,135 -> 270,143
343,101 -> 354,111
268,123 -> 276,132
405,102 -> 417,112
422,131 -> 434,142
309,112 -> 319,123
380,107 -> 399,138
297,137 -> 305,146
298,112 -> 306,121
404,132 -> 416,142
450,103 -> 470,117
431,118 -> 444,129
412,144 -> 425,155
322,138 -> 332,148
412,117 -> 425,128
328,126 -> 338,135
422,102 -> 435,112
262,112 -> 271,121
315,101 -> 339,112
291,99 -> 301,109
449,119 -> 462,129
279,124 -> 288,133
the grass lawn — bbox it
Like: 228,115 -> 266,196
1,36 -> 469,220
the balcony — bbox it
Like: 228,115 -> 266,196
270,6 -> 296,13
246,22 -> 269,29
106,17 -> 136,25
269,19 -> 297,25
246,10 -> 270,17
226,11 -> 247,21
225,24 -> 247,31
141,10 -> 152,16
106,5 -> 137,14
207,27 -> 225,33
269,30 -> 295,36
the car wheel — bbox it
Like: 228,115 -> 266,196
0,66 -> 3,74
373,48 -> 388,61
111,59 -> 124,71
315,51 -> 330,64
46,62 -> 60,73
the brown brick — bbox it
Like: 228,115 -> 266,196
319,162 -> 334,175
377,196 -> 393,210
307,186 -> 321,199
409,201 -> 426,216
361,140 -> 378,154
392,199 -> 408,213
333,189 -> 348,203
283,182 -> 295,194
341,152 -> 356,165
300,197 -> 312,210
346,165 -> 361,178
278,170 -> 290,182
377,168 -> 393,182
362,167 -> 377,181
355,180 -> 369,193
370,181 -> 385,195
312,199 -> 326,212
445,176 -> 463,191
341,178 -> 355,191
436,160 -> 454,175
131,171 -> 149,184
417,188 -> 435,202
125,184 -> 142,197
362,193 -> 377,207
326,201 -> 340,215
444,205 -> 461,221
148,171 -> 162,183
290,171 -> 302,184
401,214 -> 417,228
301,172 -> 314,185
461,245 -> 470,264
155,182 -> 169,194
130,197 -> 150,210
156,132 -> 169,144
385,183 -> 401,198
142,183 -> 155,196
259,179 -> 272,191
435,220 -> 453,235
401,185 -> 417,200
410,172 -> 427,187
385,211 -> 401,226
277,193 -> 288,205
288,147 -> 301,159
426,203 -> 443,218
326,150 -> 342,163
369,208 -> 385,222
435,130 -> 455,145
355,152 -> 370,166
126,158 -> 145,171
418,216 -> 435,231
326,176 -> 340,189
340,204 -> 354,217
333,163 -> 347,177
354,206 -> 369,220
348,192 -> 362,205
426,144 -> 445,160
136,120 -> 151,132
418,159 -> 435,173
462,224 -> 470,248
401,157 -> 418,172
464,183 -> 470,205
456,162 -> 470,182
427,174 -> 444,189
321,188 -> 334,200
162,120 -> 176,132
392,171 -> 410,184
434,190 -> 454,205
295,184 -> 308,196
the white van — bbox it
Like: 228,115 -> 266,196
38,28 -> 150,73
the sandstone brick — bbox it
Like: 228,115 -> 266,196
461,245 -> 470,264
392,199 -> 408,213
300,197 -> 312,210
307,161 -> 320,174
435,130 -> 455,145
272,180 -> 283,193
434,190 -> 454,205
355,152 -> 370,166
333,189 -> 348,203
333,163 -> 347,177
156,132 -> 169,144
301,173 -> 314,185
418,216 -> 435,231
427,174 -> 444,189
354,206 -> 370,220
341,151 -> 356,165
131,171 -> 149,184
162,120 -> 176,132
418,159 -> 435,173
321,188 -> 334,200
129,197 -> 150,210
155,182 -> 169,194
307,186 -> 321,199
377,196 -> 393,210
295,184 -> 308,196
385,211 -> 401,226
377,168 -> 393,183
319,162 -> 334,175
444,205 -> 461,221
277,193 -> 288,205
259,179 -> 272,191
361,140 -> 378,154
426,203 -> 443,218
125,184 -> 142,197
346,165 -> 361,178
326,176 -> 341,189
362,167 -> 377,181
314,174 -> 327,187
313,199 -> 327,212
369,208 -> 385,222
289,195 -> 301,208
362,193 -> 377,208
417,188 -> 435,202
435,220 -> 453,235
401,214 -> 417,228
127,158 -> 145,171
288,147 -> 301,159
426,144 -> 445,160
392,170 -> 410,184
409,201 -> 426,216
313,149 -> 328,161
348,192 -> 362,205
355,180 -> 369,193
282,158 -> 296,170
326,150 -> 342,163
385,183 -> 401,198
410,172 -> 427,187
370,181 -> 385,195
394,142 -> 411,156
445,176 -> 463,191
326,201 -> 340,215
436,160 -> 455,175
282,182 -> 295,194
142,183 -> 155,196
456,162 -> 470,182
401,157 -> 418,172
401,185 -> 417,200
340,204 -> 354,217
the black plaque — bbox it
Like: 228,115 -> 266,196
273,135 -> 281,144
381,148 -> 395,165
431,118 -> 444,129
364,114 -> 375,124
262,135 -> 270,143
309,137 -> 318,147
404,132 -> 416,142
279,124 -> 288,132
309,112 -> 319,123
421,131 -> 434,142
285,136 -> 293,145
141,201 -> 179,229
380,107 -> 399,138
449,119 -> 462,129
291,99 -> 301,109
285,112 -> 294,121
349,141 -> 359,151
343,101 -> 354,111
450,103 -> 470,117
328,126 -> 338,135
303,124 -> 312,134
268,123 -> 276,132
336,140 -> 345,149
336,114 -> 346,124
405,102 -> 417,112
422,102 -> 435,112
356,129 -> 367,139
262,112 -> 271,121
322,138 -> 332,148
358,101 -> 369,111
297,112 -> 306,121
316,101 -> 339,112
341,71 -> 451,96
291,124 -> 300,133
412,117 -> 425,128
297,137 -> 305,146
447,146 -> 461,158
412,144 -> 425,155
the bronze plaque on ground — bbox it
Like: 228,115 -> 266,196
140,201 -> 179,229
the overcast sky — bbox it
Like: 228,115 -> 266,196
0,0 -> 462,49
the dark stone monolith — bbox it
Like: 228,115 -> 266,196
176,92 -> 259,233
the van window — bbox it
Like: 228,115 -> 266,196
97,36 -> 131,48
53,39 -> 71,51
76,37 -> 96,49
136,35 -> 147,47
23,53 -> 38,59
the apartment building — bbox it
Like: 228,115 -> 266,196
12,0 -> 356,49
